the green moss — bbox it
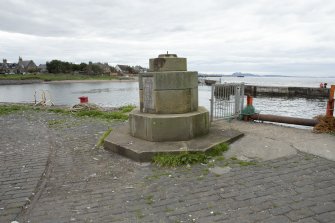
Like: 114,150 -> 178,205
236,160 -> 257,166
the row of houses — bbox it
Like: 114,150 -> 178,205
0,57 -> 147,75
0,57 -> 41,74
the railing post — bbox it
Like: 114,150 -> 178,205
210,84 -> 214,122
240,83 -> 245,112
235,84 -> 240,116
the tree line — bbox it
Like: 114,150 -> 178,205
46,60 -> 123,75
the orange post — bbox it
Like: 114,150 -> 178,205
326,85 -> 335,116
247,95 -> 253,106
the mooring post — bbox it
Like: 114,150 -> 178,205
326,85 -> 335,117
247,94 -> 253,106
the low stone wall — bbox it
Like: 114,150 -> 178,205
244,85 -> 330,98
0,79 -> 44,85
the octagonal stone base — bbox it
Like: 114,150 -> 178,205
104,122 -> 244,162
129,106 -> 209,142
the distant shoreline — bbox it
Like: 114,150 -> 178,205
0,78 -> 138,85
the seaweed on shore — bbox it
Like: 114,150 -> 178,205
313,115 -> 335,134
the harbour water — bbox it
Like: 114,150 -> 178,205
0,76 -> 334,120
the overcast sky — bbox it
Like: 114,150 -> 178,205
1,0 -> 335,76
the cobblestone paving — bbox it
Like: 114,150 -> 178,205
1,110 -> 335,223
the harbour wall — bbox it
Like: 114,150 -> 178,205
244,85 -> 330,98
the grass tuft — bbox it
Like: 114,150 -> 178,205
96,128 -> 113,148
119,105 -> 136,113
152,143 -> 229,167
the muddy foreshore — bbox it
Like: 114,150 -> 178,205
0,79 -> 44,85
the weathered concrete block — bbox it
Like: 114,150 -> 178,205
129,107 -> 209,142
149,57 -> 187,72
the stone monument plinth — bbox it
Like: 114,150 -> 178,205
129,53 -> 210,141
104,53 -> 243,162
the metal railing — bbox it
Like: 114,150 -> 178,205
210,83 -> 244,121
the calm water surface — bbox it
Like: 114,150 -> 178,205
0,77 -> 334,119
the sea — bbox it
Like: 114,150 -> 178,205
0,76 -> 334,121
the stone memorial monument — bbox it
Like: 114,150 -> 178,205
129,53 -> 210,141
104,53 -> 242,162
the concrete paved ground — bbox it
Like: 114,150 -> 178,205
1,110 -> 335,223
222,120 -> 335,162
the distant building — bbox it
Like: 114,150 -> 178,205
115,64 -> 130,75
38,64 -> 48,73
134,65 -> 147,73
0,59 -> 18,74
17,57 -> 37,73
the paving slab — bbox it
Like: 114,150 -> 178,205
104,121 -> 243,162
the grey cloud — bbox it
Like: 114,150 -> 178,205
0,0 -> 335,76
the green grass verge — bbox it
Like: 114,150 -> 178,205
0,104 -> 134,121
0,73 -> 118,81
0,104 -> 30,115
152,143 -> 229,167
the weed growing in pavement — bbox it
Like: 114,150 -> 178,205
164,207 -> 174,213
145,195 -> 154,205
47,119 -> 66,127
96,128 -> 113,148
236,160 -> 257,166
135,209 -> 145,219
152,143 -> 229,167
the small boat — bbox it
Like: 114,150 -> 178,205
204,79 -> 217,86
